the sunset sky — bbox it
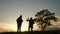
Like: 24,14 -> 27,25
0,0 -> 60,32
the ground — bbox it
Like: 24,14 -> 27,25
0,30 -> 60,34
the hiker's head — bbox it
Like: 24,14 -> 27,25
20,15 -> 22,17
30,17 -> 32,19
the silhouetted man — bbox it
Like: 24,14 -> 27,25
16,15 -> 23,32
26,17 -> 34,31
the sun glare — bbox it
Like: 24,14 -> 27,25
10,22 -> 28,32
9,21 -> 38,32
0,22 -> 38,32
21,22 -> 28,32
10,25 -> 17,32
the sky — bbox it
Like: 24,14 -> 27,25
0,0 -> 60,32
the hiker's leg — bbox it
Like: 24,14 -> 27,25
28,25 -> 30,31
17,23 -> 21,32
17,26 -> 20,32
28,28 -> 30,31
31,25 -> 33,31
19,23 -> 21,32
17,23 -> 19,32
31,28 -> 33,31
